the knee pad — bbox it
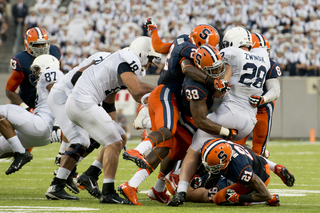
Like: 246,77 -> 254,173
65,143 -> 87,161
86,138 -> 101,154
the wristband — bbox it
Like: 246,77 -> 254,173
219,126 -> 230,137
19,102 -> 29,109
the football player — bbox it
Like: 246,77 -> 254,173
118,45 -> 237,205
45,52 -> 111,200
122,18 -> 231,172
0,54 -> 63,175
168,27 -> 271,206
6,27 -> 61,110
235,33 -> 294,188
187,138 -> 280,206
56,36 -> 160,204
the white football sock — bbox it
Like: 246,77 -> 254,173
265,158 -> 276,172
134,139 -> 153,154
128,169 -> 149,188
7,135 -> 25,153
154,178 -> 166,192
92,160 -> 103,170
103,178 -> 114,183
56,167 -> 71,180
177,181 -> 189,193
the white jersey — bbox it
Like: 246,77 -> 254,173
72,49 -> 144,104
220,47 -> 270,117
34,68 -> 64,122
53,52 -> 111,96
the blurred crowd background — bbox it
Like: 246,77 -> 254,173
0,0 -> 319,76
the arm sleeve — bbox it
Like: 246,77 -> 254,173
150,30 -> 172,54
5,70 -> 24,91
117,62 -> 133,75
71,71 -> 82,86
263,78 -> 280,103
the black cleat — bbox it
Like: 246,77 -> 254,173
6,150 -> 33,175
281,167 -> 295,187
45,184 -> 79,200
77,172 -> 101,199
66,173 -> 80,194
100,191 -> 132,204
167,192 -> 186,206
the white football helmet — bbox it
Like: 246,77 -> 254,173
29,54 -> 59,85
129,36 -> 161,66
222,27 -> 252,49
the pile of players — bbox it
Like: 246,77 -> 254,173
0,17 -> 294,207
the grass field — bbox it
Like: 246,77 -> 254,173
0,139 -> 319,213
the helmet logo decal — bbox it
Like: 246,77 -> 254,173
217,150 -> 228,162
194,53 -> 202,67
199,28 -> 211,40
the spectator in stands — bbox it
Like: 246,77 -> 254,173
0,9 -> 7,42
306,50 -> 319,76
288,43 -> 307,76
24,0 -> 319,78
61,45 -> 77,73
23,7 -> 39,35
12,0 -> 28,26
276,49 -> 289,75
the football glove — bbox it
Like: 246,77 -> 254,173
204,172 -> 220,189
51,126 -> 62,143
214,79 -> 231,93
224,128 -> 238,141
54,152 -> 64,166
144,18 -> 157,32
190,176 -> 202,189
267,194 -> 280,206
226,189 -> 239,203
249,95 -> 265,107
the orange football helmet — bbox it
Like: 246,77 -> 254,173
24,27 -> 50,57
251,33 -> 270,51
201,138 -> 233,174
190,24 -> 220,48
193,44 -> 225,79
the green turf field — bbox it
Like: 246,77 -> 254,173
0,139 -> 319,212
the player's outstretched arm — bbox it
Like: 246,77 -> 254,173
120,72 -> 155,103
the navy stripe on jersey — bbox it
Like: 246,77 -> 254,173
160,87 -> 175,131
260,101 -> 275,155
178,112 -> 197,137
